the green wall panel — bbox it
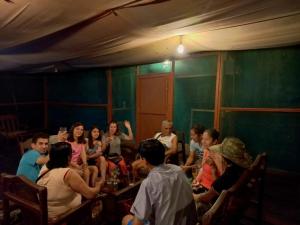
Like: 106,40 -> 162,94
222,48 -> 300,108
175,55 -> 217,76
139,61 -> 171,75
191,111 -> 214,129
48,106 -> 107,133
220,111 -> 300,172
174,55 -> 217,142
111,67 -> 136,133
47,68 -> 107,133
47,69 -> 107,103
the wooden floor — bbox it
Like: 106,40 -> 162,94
1,136 -> 300,225
261,170 -> 300,225
242,169 -> 300,225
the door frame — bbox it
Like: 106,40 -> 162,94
136,72 -> 174,143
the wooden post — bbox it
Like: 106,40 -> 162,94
107,69 -> 113,123
214,52 -> 223,130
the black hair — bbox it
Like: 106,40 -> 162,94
32,132 -> 49,144
138,139 -> 165,166
88,125 -> 102,149
191,124 -> 206,135
46,142 -> 72,169
67,122 -> 86,144
204,128 -> 219,141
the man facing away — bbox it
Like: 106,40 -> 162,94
16,132 -> 49,182
123,139 -> 197,225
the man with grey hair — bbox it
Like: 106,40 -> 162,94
132,120 -> 178,176
153,120 -> 178,164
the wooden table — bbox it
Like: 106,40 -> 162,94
101,180 -> 142,225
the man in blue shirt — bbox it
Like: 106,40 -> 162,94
16,132 -> 49,182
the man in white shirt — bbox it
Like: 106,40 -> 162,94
153,120 -> 178,163
122,139 -> 197,225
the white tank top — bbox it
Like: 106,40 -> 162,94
37,167 -> 81,219
154,132 -> 176,149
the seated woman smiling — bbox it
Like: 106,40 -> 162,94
37,142 -> 103,219
192,128 -> 226,192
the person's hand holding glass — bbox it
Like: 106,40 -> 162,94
58,127 -> 68,142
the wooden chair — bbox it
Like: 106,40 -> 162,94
202,166 -> 257,225
0,114 -> 31,142
175,131 -> 186,164
2,174 -> 94,225
202,190 -> 231,225
244,152 -> 267,225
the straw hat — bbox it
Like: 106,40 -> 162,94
209,137 -> 252,168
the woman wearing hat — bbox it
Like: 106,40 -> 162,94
193,137 -> 252,222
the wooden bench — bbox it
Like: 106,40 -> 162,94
1,174 -> 96,225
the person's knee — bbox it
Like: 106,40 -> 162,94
122,214 -> 133,225
100,156 -> 106,163
93,166 -> 98,173
84,168 -> 90,176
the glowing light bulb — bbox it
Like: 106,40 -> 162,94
177,44 -> 185,54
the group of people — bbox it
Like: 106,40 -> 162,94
16,119 -> 253,225
16,120 -> 133,218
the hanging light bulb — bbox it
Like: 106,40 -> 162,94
177,35 -> 185,54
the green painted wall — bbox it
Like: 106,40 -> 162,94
173,55 -> 217,140
139,61 -> 172,75
111,67 -> 136,134
47,69 -> 107,132
221,47 -> 300,172
222,49 -> 300,108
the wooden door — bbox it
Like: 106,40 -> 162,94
136,73 -> 174,143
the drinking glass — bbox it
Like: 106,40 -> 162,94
59,127 -> 67,133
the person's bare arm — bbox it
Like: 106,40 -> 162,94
101,136 -> 112,151
88,143 -> 102,159
123,120 -> 133,140
70,161 -> 81,169
88,151 -> 102,159
80,146 -> 88,164
165,135 -> 178,156
185,150 -> 196,166
193,187 -> 218,203
36,155 -> 49,165
65,169 -> 102,199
